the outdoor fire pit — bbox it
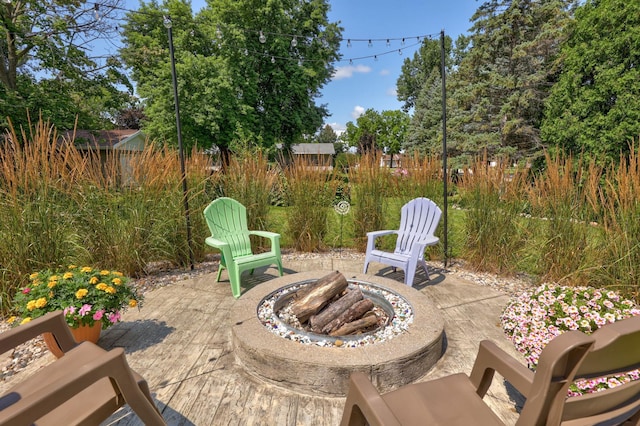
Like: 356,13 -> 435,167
232,271 -> 445,396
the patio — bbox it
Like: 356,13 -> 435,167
2,254 -> 525,425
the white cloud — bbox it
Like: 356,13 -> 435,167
332,64 -> 372,80
351,105 -> 366,119
386,87 -> 398,97
379,69 -> 390,76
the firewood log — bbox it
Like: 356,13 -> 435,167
309,288 -> 364,333
322,298 -> 374,334
290,271 -> 348,323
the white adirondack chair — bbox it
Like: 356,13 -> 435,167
363,197 -> 442,286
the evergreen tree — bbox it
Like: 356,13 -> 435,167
452,0 -> 577,161
541,0 -> 640,162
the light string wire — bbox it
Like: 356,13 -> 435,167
86,1 -> 438,64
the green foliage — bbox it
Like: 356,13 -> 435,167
541,0 -> 640,162
0,0 -> 133,132
449,0 -> 578,161
120,0 -> 341,152
316,124 -> 338,145
342,109 -> 410,155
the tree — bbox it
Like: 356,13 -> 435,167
541,0 -> 640,162
0,0 -> 133,131
451,0 -> 578,161
316,124 -> 337,144
120,0 -> 341,156
342,109 -> 409,157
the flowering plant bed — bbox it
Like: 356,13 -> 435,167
501,283 -> 640,395
9,266 -> 142,329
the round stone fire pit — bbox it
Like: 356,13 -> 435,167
232,271 -> 445,396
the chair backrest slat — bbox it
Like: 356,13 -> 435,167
395,198 -> 442,256
203,197 -> 253,257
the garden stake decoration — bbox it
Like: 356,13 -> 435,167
334,200 -> 350,253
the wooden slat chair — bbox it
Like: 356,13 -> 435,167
363,197 -> 442,286
340,315 -> 640,426
0,311 -> 165,425
203,197 -> 283,298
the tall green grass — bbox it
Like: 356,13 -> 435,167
284,157 -> 338,252
457,156 -> 530,274
348,153 -> 389,252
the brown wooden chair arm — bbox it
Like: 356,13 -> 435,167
0,311 -> 76,355
340,372 -> 401,426
469,340 -> 534,398
0,345 -> 165,425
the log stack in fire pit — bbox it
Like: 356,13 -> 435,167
277,271 -> 389,337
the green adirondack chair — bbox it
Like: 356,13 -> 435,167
203,197 -> 283,298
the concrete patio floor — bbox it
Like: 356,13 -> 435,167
3,254 -> 527,425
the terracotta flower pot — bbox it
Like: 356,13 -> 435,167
43,322 -> 102,358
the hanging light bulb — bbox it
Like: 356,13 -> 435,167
297,59 -> 303,67
271,56 -> 275,63
291,36 -> 298,48
259,31 -> 266,43
374,55 -> 378,61
386,39 -> 390,47
216,26 -> 222,39
401,38 -> 405,46
163,16 -> 172,29
347,39 -> 351,48
368,39 -> 372,48
93,4 -> 100,21
349,58 -> 353,65
398,49 -> 402,55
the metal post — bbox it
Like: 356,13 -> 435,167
164,16 -> 195,270
440,30 -> 448,267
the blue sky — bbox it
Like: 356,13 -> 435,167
116,0 -> 481,134
321,0 -> 479,134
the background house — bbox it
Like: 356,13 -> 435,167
288,143 -> 335,169
62,129 -> 148,184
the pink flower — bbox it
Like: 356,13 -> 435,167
93,309 -> 105,321
107,311 -> 121,323
22,287 -> 31,294
79,304 -> 92,316
63,306 -> 76,316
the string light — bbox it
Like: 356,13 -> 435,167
259,31 -> 266,43
347,39 -> 351,48
270,56 -> 275,63
368,39 -> 372,48
216,26 -> 222,39
93,4 -> 100,21
386,39 -> 390,47
291,36 -> 298,47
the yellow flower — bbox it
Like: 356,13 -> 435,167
113,271 -> 123,277
89,277 -> 99,285
100,270 -> 110,276
7,316 -> 16,325
26,300 -> 37,311
68,265 -> 77,269
63,272 -> 73,279
104,286 -> 117,294
32,279 -> 42,287
129,299 -> 138,308
20,317 -> 31,325
112,278 -> 122,286
47,281 -> 56,288
29,272 -> 39,280
96,283 -> 108,291
49,275 -> 59,281
81,266 -> 92,273
35,297 -> 47,309
75,288 -> 89,299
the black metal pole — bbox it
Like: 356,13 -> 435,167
165,16 -> 195,270
440,30 -> 448,267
